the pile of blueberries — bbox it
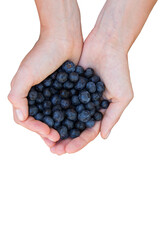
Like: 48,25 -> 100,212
28,60 -> 109,139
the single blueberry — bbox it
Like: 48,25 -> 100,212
53,80 -> 63,90
69,72 -> 79,82
50,87 -> 58,95
28,89 -> 38,101
76,104 -> 85,113
58,126 -> 69,140
34,112 -> 44,121
36,92 -> 45,103
75,121 -> 86,131
90,75 -> 100,83
43,100 -> 52,109
37,103 -> 43,112
29,105 -> 38,116
71,95 -> 80,106
63,80 -> 74,89
43,108 -> 52,116
75,65 -> 84,75
53,121 -> 61,130
85,118 -> 95,128
70,88 -> 77,96
96,81 -> 105,93
52,105 -> 62,112
78,110 -> 91,122
90,108 -> 96,117
85,102 -> 95,110
60,99 -> 71,109
79,90 -> 91,104
63,119 -> 74,130
60,89 -> 70,98
43,77 -> 52,87
49,71 -> 57,80
43,88 -> 51,98
91,92 -> 101,101
56,72 -> 68,83
94,112 -> 103,121
53,110 -> 64,122
43,116 -> 54,128
84,68 -> 94,78
69,129 -> 80,139
75,77 -> 87,90
86,81 -> 96,93
101,99 -> 110,109
35,83 -> 44,92
28,100 -> 35,106
62,60 -> 76,73
66,109 -> 77,121
51,95 -> 61,105
94,100 -> 101,110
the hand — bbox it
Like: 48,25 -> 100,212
50,29 -> 133,155
8,0 -> 83,143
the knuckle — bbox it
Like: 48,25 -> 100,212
8,92 -> 17,105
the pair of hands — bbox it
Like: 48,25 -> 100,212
8,0 -> 133,155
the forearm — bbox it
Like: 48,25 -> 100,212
95,0 -> 157,52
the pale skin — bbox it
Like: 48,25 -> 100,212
8,0 -> 157,155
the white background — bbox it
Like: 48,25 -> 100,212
0,0 -> 160,239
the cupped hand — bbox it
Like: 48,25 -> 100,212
8,2 -> 83,143
50,29 -> 133,155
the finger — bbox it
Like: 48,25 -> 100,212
65,122 -> 101,154
41,137 -> 56,148
50,139 -> 71,155
100,101 -> 127,139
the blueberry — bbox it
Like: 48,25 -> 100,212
62,60 -> 76,73
90,108 -> 96,117
101,100 -> 109,109
35,83 -> 44,92
78,110 -> 91,122
29,105 -> 38,116
75,77 -> 87,90
52,105 -> 62,112
75,121 -> 86,131
28,100 -> 35,106
76,104 -> 85,113
94,112 -> 103,121
36,92 -> 45,103
43,100 -> 52,109
90,75 -> 100,83
34,113 -> 44,121
63,81 -> 74,89
53,80 -> 63,90
60,99 -> 70,109
94,100 -> 101,110
79,90 -> 91,104
43,108 -> 52,116
84,68 -> 94,78
85,102 -> 95,110
50,87 -> 58,95
71,95 -> 80,106
43,88 -> 51,98
69,72 -> 79,82
58,126 -> 69,140
37,103 -> 43,112
91,92 -> 101,101
43,116 -> 54,128
69,129 -> 80,139
56,72 -> 68,83
75,65 -> 84,75
86,118 -> 95,128
50,72 -> 57,80
86,81 -> 96,93
60,89 -> 70,98
51,95 -> 61,105
66,109 -> 77,121
43,77 -> 52,87
70,88 -> 77,96
53,121 -> 61,130
53,110 -> 64,122
63,119 -> 74,130
28,89 -> 38,101
96,81 -> 105,93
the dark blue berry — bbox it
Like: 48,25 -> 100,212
69,72 -> 79,82
58,126 -> 68,140
53,80 -> 62,90
60,99 -> 70,109
78,110 -> 91,122
86,118 -> 95,128
63,119 -> 74,130
90,75 -> 100,83
43,88 -> 51,98
43,108 -> 52,116
60,89 -> 70,98
51,95 -> 61,105
34,112 -> 44,121
85,102 -> 95,110
28,100 -> 35,106
75,77 -> 87,90
86,81 -> 96,93
70,88 -> 77,96
79,90 -> 91,104
94,100 -> 101,110
36,83 -> 44,92
43,100 -> 52,109
28,90 -> 38,101
101,100 -> 109,109
63,81 -> 74,89
52,105 -> 62,112
96,81 -> 105,93
69,129 -> 80,139
91,92 -> 101,101
50,87 -> 58,95
50,72 -> 57,80
75,121 -> 86,131
43,116 -> 54,128
29,105 -> 38,116
43,77 -> 52,87
52,110 -> 64,122
36,92 -> 45,103
90,108 -> 96,117
37,103 -> 43,112
75,65 -> 84,75
76,104 -> 85,113
66,109 -> 77,121
53,121 -> 61,130
56,72 -> 68,83
62,60 -> 76,73
71,95 -> 80,106
84,68 -> 94,78
94,112 -> 103,121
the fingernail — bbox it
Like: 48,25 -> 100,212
16,109 -> 24,121
104,131 -> 111,139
